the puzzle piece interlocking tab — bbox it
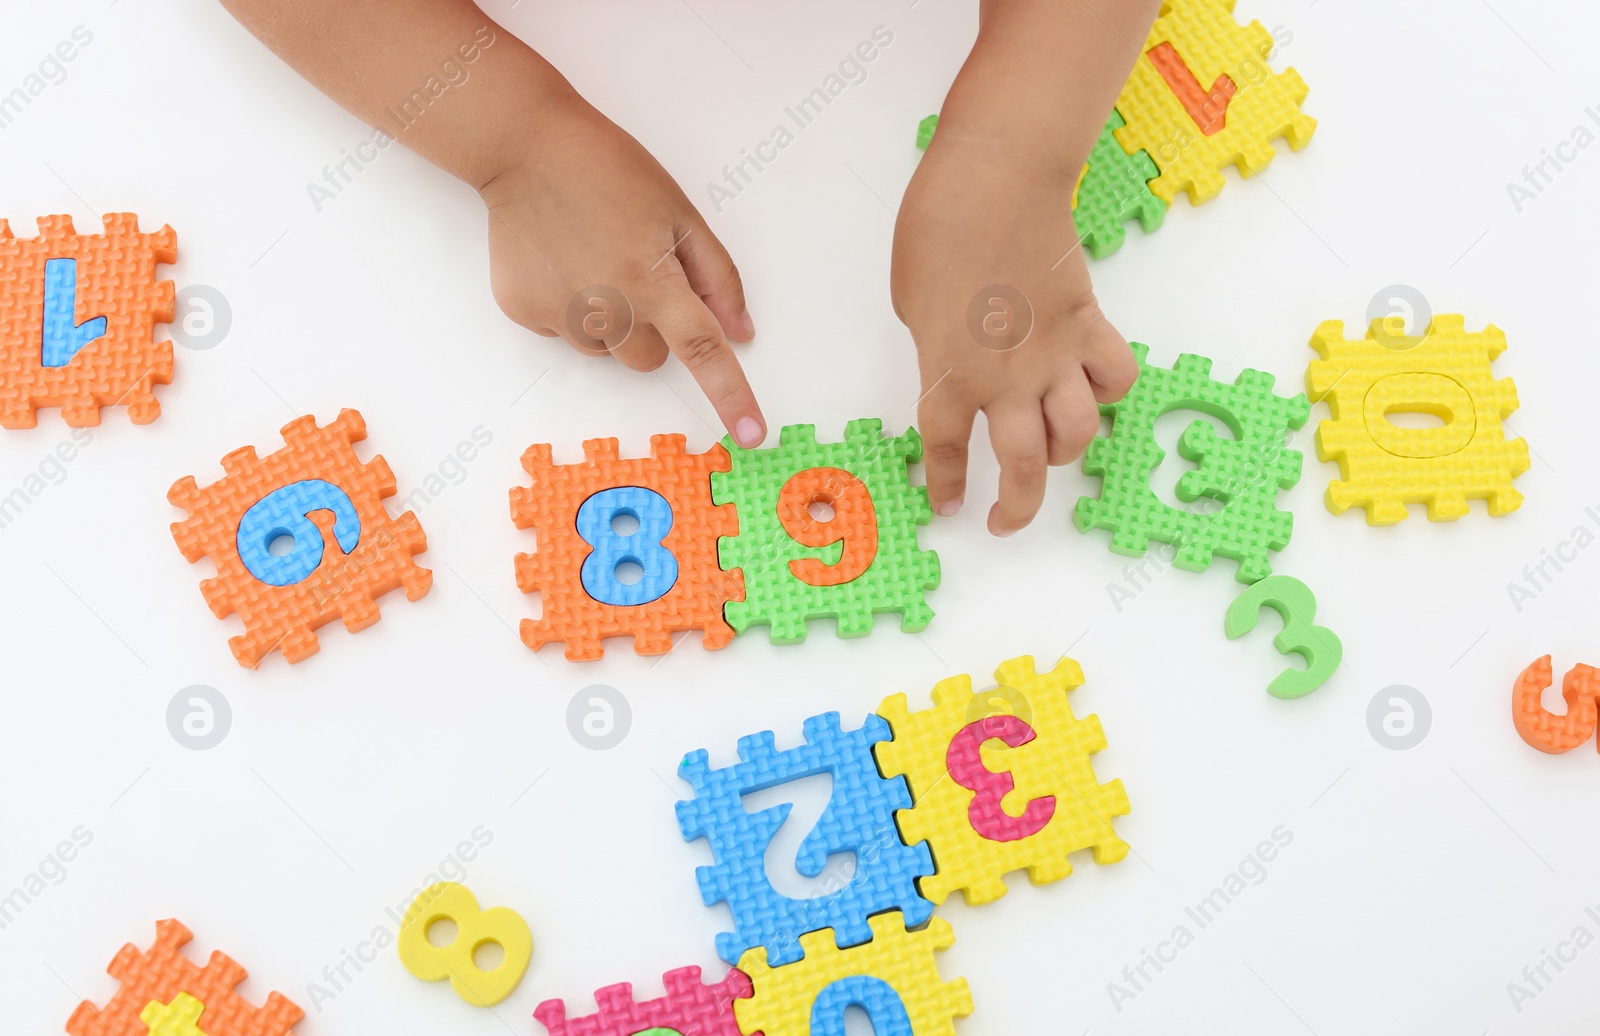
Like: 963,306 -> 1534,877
1076,109 -> 1167,258
66,919 -> 303,1036
1307,314 -> 1528,524
510,434 -> 742,660
876,655 -> 1130,906
0,213 -> 176,427
1075,342 -> 1308,583
534,965 -> 751,1036
168,408 -> 431,667
734,912 -> 972,1036
139,992 -> 208,1036
1113,0 -> 1316,204
713,419 -> 939,643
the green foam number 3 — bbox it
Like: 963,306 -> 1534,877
1225,575 -> 1341,699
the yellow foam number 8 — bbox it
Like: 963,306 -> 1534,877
397,881 -> 532,1006
1225,575 -> 1342,699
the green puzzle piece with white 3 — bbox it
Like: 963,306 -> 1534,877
1075,343 -> 1309,584
712,419 -> 940,643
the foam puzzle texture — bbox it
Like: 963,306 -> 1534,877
0,213 -> 176,427
734,913 -> 972,1036
877,655 -> 1131,905
1114,0 -> 1316,204
1075,342 -> 1308,583
1307,314 -> 1528,524
676,711 -> 935,966
915,0 -> 1314,255
1513,655 -> 1600,754
1075,109 -> 1167,258
169,408 -> 431,667
534,966 -> 751,1036
510,435 -> 742,660
714,419 -> 939,643
66,919 -> 303,1036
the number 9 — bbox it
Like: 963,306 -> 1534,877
236,479 -> 361,586
777,467 -> 877,586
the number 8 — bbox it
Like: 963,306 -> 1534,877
576,486 -> 678,606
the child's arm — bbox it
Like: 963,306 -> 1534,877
892,0 -> 1161,534
219,0 -> 765,446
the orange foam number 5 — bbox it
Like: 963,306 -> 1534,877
777,467 -> 877,586
1513,655 -> 1600,754
1147,41 -> 1235,135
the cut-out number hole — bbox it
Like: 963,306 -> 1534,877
426,918 -> 458,947
611,510 -> 640,536
842,1005 -> 877,1036
1382,408 -> 1446,429
808,499 -> 836,522
614,559 -> 644,586
742,772 -> 857,898
1150,409 -> 1232,513
473,940 -> 505,971
267,532 -> 295,557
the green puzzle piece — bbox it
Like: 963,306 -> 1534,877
713,419 -> 940,643
914,108 -> 1166,259
1075,109 -> 1166,259
1074,343 -> 1309,583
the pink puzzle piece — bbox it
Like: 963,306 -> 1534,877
534,966 -> 751,1036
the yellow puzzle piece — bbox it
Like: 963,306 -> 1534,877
1307,314 -> 1528,524
1113,0 -> 1315,204
875,655 -> 1130,906
734,913 -> 972,1036
139,992 -> 206,1036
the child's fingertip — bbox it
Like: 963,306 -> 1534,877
986,503 -> 1019,537
740,309 -> 756,340
734,415 -> 765,448
935,495 -> 962,518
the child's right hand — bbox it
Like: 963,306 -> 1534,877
479,92 -> 765,447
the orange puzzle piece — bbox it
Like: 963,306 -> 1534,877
67,919 -> 303,1036
509,434 -> 743,660
0,213 -> 176,428
169,408 -> 432,667
1513,655 -> 1600,754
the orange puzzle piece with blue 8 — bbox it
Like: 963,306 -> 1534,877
510,434 -> 744,661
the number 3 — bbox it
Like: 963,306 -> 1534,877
946,716 -> 1055,842
1225,575 -> 1342,699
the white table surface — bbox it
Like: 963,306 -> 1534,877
3,0 -> 1598,1032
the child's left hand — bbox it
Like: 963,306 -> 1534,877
892,135 -> 1136,537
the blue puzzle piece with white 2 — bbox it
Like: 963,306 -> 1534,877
676,712 -> 934,967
